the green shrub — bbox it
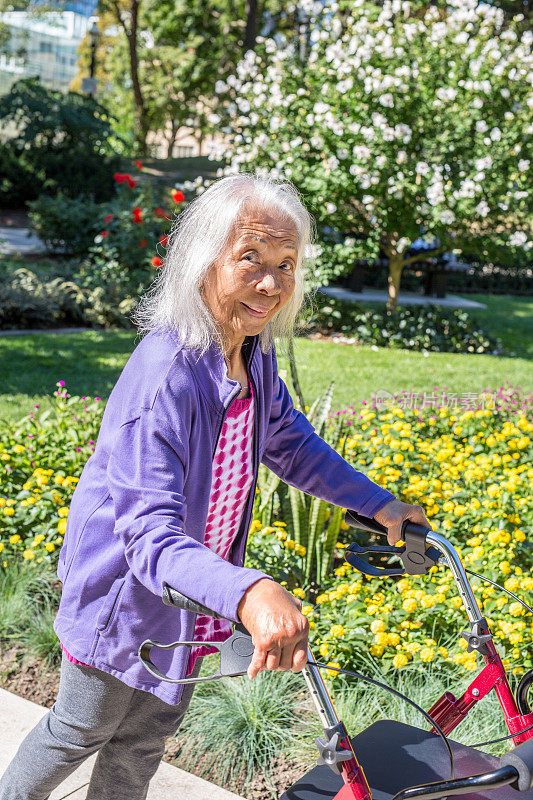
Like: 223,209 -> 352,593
27,194 -> 104,257
300,295 -> 503,355
0,78 -> 120,206
0,268 -> 137,330
0,268 -> 87,330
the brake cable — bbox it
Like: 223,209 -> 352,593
464,569 -> 533,615
307,660 -> 456,780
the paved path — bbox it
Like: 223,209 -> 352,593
0,226 -> 47,255
0,688 -> 244,800
319,286 -> 486,309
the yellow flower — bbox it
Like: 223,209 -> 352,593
330,625 -> 345,638
316,594 -> 329,605
325,661 -> 341,679
509,602 -> 525,618
2,507 -> 15,517
57,519 -> 67,535
13,444 -> 25,453
402,598 -> 418,613
9,534 -> 21,544
374,632 -> 389,646
319,643 -> 329,658
22,550 -> 35,560
45,543 -> 56,552
393,653 -> 409,668
0,543 -> 3,553
387,633 -> 401,646
370,620 -> 386,634
420,647 -> 435,663
369,645 -> 385,657
58,506 -> 69,518
499,561 -> 512,575
504,577 -> 520,592
292,588 -> 305,599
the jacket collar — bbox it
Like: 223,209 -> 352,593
184,335 -> 259,413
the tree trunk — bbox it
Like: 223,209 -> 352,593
387,254 -> 404,311
243,0 -> 258,51
126,0 -> 149,155
165,120 -> 178,159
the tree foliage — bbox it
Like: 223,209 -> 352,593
0,78 -> 121,205
78,0 -> 298,155
213,0 -> 532,308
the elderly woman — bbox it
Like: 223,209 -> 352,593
0,174 -> 429,800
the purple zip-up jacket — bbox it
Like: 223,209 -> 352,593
53,329 -> 395,705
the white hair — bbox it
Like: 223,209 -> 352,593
132,172 -> 316,355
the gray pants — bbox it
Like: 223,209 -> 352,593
0,654 -> 199,800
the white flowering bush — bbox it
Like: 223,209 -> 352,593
213,0 -> 532,308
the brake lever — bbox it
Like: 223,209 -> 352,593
344,512 -> 440,577
139,627 -> 255,684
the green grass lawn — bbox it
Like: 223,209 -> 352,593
0,296 -> 531,423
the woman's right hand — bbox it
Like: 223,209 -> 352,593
237,578 -> 309,679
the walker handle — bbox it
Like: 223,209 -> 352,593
162,585 -> 226,620
344,512 -> 439,577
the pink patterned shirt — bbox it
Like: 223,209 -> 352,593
186,387 -> 255,674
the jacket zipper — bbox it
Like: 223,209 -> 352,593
211,337 -> 259,459
232,337 -> 260,565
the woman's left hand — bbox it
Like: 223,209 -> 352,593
373,498 -> 431,545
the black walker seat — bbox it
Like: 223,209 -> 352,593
280,720 -> 533,800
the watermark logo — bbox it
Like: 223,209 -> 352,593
370,390 -> 495,410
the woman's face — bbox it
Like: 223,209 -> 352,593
203,207 -> 298,349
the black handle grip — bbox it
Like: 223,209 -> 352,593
345,510 -> 388,536
501,737 -> 533,792
163,585 -> 225,620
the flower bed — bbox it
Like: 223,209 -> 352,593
0,384 -> 531,682
247,386 -> 532,677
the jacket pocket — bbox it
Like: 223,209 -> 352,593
61,491 -> 111,584
96,574 -> 126,633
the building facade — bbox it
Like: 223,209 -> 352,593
0,0 -> 97,95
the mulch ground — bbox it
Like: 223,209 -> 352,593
0,645 -> 309,799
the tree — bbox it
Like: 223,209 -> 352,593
0,78 -> 120,205
77,0 -> 298,156
215,0 -> 532,309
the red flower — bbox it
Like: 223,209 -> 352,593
159,235 -> 168,246
151,256 -> 163,267
154,207 -> 171,220
127,177 -> 137,189
139,239 -> 147,248
133,160 -> 143,170
103,213 -> 114,224
132,207 -> 143,224
101,231 -> 109,237
171,189 -> 185,203
113,172 -> 126,184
